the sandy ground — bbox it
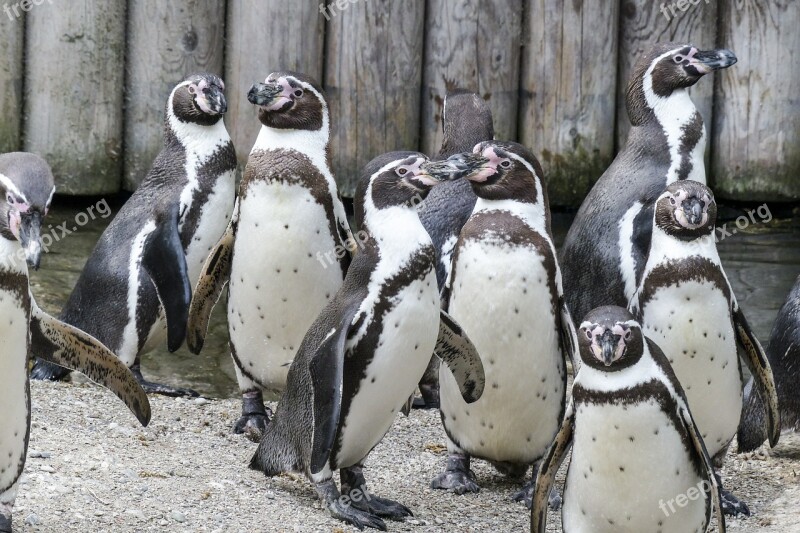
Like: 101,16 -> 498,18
10,381 -> 800,532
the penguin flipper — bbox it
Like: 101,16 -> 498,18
142,203 -> 191,353
677,402 -> 727,533
187,198 -> 239,354
558,297 -> 580,374
531,401 -> 574,533
29,298 -> 151,427
309,299 -> 361,475
733,305 -> 781,447
435,310 -> 485,403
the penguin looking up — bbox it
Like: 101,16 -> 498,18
187,71 -> 353,440
30,73 -> 237,397
532,307 -> 725,533
431,141 -> 577,508
249,151 -> 486,531
415,89 -> 494,409
629,180 -> 780,516
739,274 -> 800,451
561,43 -> 737,321
0,153 -> 151,533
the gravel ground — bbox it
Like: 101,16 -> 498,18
11,380 -> 800,532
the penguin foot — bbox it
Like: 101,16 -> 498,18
131,364 -> 200,398
328,500 -> 387,531
511,482 -> 561,510
341,466 -> 413,521
0,512 -> 11,533
233,391 -> 272,442
720,488 -> 751,517
431,454 -> 480,494
30,359 -> 71,381
411,384 -> 440,410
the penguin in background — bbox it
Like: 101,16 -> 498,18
415,88 -> 495,409
629,180 -> 780,515
739,274 -> 800,451
187,71 -> 353,440
249,152 -> 486,531
31,73 -> 237,396
0,153 -> 151,533
532,307 -> 725,533
431,141 -> 577,507
561,42 -> 737,321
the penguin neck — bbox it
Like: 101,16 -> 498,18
360,192 -> 431,266
628,77 -> 707,187
166,104 -> 231,159
576,346 -> 657,393
252,121 -> 331,176
472,196 -> 548,235
646,225 -> 719,270
0,237 -> 29,276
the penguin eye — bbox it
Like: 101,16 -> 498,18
396,167 -> 408,176
583,329 -> 593,341
623,330 -> 632,341
188,85 -> 196,95
500,160 -> 512,169
6,193 -> 12,204
674,55 -> 684,64
669,197 -> 677,206
293,89 -> 304,98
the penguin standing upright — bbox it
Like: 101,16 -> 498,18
431,141 -> 576,507
0,153 -> 150,533
629,180 -> 780,515
31,73 -> 237,396
739,274 -> 800,450
249,152 -> 486,531
187,72 -> 353,439
415,89 -> 494,409
532,307 -> 725,533
561,43 -> 737,321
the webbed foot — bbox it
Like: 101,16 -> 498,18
431,454 -> 480,494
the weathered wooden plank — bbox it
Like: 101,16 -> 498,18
421,0 -> 523,156
0,11 -> 23,153
225,0 -> 325,167
713,0 -> 799,201
519,0 -> 620,207
616,0 -> 718,151
24,0 -> 126,195
324,0 -> 425,197
124,0 -> 226,191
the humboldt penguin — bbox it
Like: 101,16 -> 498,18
31,73 -> 237,397
629,180 -> 780,515
531,306 -> 725,533
249,152 -> 486,530
186,71 -> 353,440
561,43 -> 737,321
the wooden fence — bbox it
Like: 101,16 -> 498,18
0,0 -> 797,205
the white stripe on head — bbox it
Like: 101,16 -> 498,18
0,173 -> 27,203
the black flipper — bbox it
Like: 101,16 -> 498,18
531,401 -> 574,533
142,202 -> 191,353
309,298 -> 362,475
435,310 -> 485,403
30,298 -> 151,427
733,304 -> 781,448
558,297 -> 580,374
187,198 -> 239,354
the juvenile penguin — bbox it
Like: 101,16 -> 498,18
31,73 -> 237,396
187,72 -> 353,438
432,141 -> 577,506
629,180 -> 780,515
561,43 -> 737,321
415,89 -> 495,409
739,274 -> 800,451
0,153 -> 151,533
249,152 -> 486,530
531,307 -> 725,533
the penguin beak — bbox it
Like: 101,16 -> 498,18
427,154 -> 491,181
690,49 -> 737,74
207,86 -> 227,115
19,211 -> 43,270
599,329 -> 618,367
247,82 -> 285,108
682,197 -> 704,226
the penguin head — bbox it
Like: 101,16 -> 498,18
354,152 -> 459,223
170,73 -> 227,126
248,72 -> 327,132
451,140 -> 545,203
655,180 -> 717,241
0,153 -> 55,270
627,43 -> 736,125
439,89 -> 494,157
578,307 -> 644,371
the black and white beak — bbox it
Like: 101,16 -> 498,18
19,210 -> 43,270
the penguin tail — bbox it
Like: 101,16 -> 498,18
737,377 -> 769,453
248,425 -> 295,477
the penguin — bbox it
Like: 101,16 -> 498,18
186,71 -> 353,439
249,152 -> 486,531
739,274 -> 800,451
415,89 -> 495,409
561,42 -> 737,321
0,153 -> 150,533
30,73 -> 237,397
629,180 -> 780,516
431,141 -> 578,507
531,306 -> 726,533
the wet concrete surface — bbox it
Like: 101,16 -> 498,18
28,198 -> 800,399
